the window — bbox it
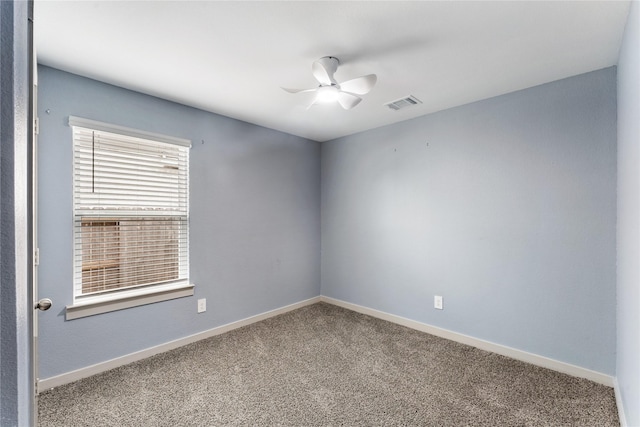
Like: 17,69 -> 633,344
67,117 -> 192,319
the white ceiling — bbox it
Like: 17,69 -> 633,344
35,1 -> 630,142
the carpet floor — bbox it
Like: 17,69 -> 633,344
38,302 -> 619,426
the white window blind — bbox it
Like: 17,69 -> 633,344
71,119 -> 190,301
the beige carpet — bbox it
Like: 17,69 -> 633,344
38,302 -> 619,426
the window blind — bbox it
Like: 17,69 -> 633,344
72,124 -> 189,299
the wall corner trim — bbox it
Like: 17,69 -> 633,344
320,296 -> 614,387
37,296 -> 321,392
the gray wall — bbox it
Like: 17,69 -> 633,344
1,1 -> 33,425
37,66 -> 321,379
617,1 -> 640,425
321,68 -> 617,375
38,61 -> 623,392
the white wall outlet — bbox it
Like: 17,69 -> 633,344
197,298 -> 206,313
434,295 -> 443,310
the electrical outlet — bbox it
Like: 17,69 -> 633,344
197,298 -> 206,313
434,295 -> 443,310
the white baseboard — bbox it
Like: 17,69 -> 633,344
39,295 -> 615,393
37,296 -> 321,393
613,377 -> 628,427
320,296 -> 614,387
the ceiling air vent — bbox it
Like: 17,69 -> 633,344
385,95 -> 422,111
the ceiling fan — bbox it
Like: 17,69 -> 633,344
283,56 -> 377,110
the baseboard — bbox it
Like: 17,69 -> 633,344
320,296 -> 614,387
39,295 -> 615,392
613,377 -> 628,427
37,296 -> 321,393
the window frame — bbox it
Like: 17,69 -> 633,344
65,116 -> 193,320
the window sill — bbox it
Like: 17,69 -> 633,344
65,283 -> 194,320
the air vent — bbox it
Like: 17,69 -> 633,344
385,95 -> 422,111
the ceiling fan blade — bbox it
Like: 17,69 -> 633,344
282,87 -> 316,94
339,74 -> 377,95
312,57 -> 339,86
336,91 -> 362,110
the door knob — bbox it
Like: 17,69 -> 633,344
36,298 -> 52,311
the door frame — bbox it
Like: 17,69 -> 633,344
28,0 -> 38,423
31,63 -> 39,426
0,1 -> 36,425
